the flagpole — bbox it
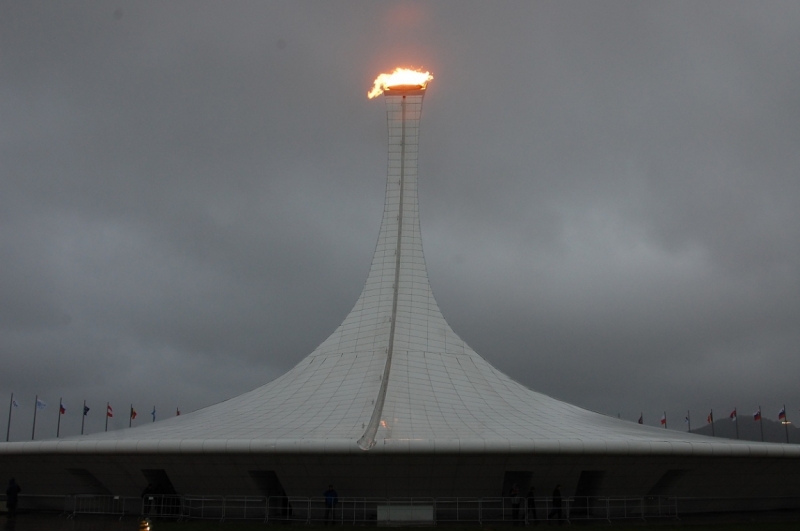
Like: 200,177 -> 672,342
664,411 -> 667,429
710,409 -> 715,437
6,393 -> 13,442
687,409 -> 691,432
759,406 -> 764,442
81,400 -> 86,435
734,407 -> 739,440
129,404 -> 133,428
105,402 -> 109,432
783,404 -> 789,444
56,397 -> 62,438
32,394 -> 38,440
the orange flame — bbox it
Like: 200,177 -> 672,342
368,68 -> 433,98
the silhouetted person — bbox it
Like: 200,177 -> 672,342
323,484 -> 338,525
509,483 -> 521,525
5,479 -> 21,519
548,485 -> 562,523
141,483 -> 155,515
526,486 -> 538,525
281,496 -> 289,520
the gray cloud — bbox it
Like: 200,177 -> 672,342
2,1 -> 800,440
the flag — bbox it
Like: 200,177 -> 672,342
59,403 -> 66,415
707,411 -> 713,424
660,414 -> 667,425
730,409 -> 737,422
151,406 -> 156,421
107,404 -> 113,418
779,407 -> 786,420
176,408 -> 180,416
753,410 -> 761,421
130,407 -> 137,420
83,405 -> 90,416
12,399 -> 19,408
36,399 -> 47,410
684,416 -> 690,424
637,414 -> 643,424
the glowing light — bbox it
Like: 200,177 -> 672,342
368,68 -> 433,98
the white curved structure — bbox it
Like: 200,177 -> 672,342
1,85 -> 799,500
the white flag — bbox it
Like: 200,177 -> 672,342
36,399 -> 47,410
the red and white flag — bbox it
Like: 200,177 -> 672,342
730,409 -> 737,422
107,404 -> 114,418
779,407 -> 786,420
660,414 -> 667,425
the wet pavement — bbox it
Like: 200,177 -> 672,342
3,514 -> 141,531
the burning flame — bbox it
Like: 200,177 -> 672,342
367,68 -> 433,98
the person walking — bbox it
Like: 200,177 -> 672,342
5,478 -> 21,519
526,486 -> 538,525
548,484 -> 562,523
323,484 -> 338,526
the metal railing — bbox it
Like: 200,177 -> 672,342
6,493 -> 799,523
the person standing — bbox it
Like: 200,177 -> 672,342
6,478 -> 21,519
509,483 -> 521,525
548,484 -> 562,523
526,486 -> 538,525
323,484 -> 338,526
141,483 -> 155,515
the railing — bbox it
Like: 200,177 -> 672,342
5,493 -> 800,523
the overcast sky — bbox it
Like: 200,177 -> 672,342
2,1 -> 800,440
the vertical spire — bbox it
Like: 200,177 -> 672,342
358,90 -> 425,450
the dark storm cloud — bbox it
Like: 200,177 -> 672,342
2,1 -> 799,440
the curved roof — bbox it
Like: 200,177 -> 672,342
3,90 -> 798,459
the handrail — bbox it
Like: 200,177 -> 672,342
8,493 -> 800,523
